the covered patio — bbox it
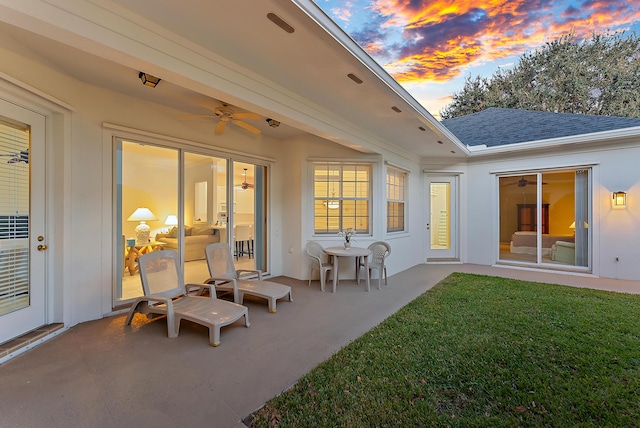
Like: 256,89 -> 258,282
2,264 -> 640,428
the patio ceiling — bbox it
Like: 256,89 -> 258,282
0,0 -> 467,161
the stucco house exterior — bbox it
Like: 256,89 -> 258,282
0,0 -> 639,357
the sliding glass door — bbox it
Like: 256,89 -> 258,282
232,161 -> 267,273
498,169 -> 590,270
115,139 -> 268,305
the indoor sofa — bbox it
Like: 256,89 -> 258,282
156,224 -> 220,261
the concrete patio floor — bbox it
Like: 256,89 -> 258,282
2,263 -> 640,428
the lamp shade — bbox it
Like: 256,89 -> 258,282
127,207 -> 157,222
165,215 -> 178,226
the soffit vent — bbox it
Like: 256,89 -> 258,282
418,126 -> 426,131
391,106 -> 402,113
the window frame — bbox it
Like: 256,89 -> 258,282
312,162 -> 372,236
386,165 -> 407,233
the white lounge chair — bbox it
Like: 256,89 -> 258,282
124,250 -> 249,346
204,243 -> 292,313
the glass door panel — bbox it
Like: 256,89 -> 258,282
430,183 -> 450,250
0,121 -> 30,317
498,170 -> 590,270
116,141 -> 178,303
498,174 -> 539,263
232,161 -> 267,272
426,176 -> 458,260
183,153 -> 227,284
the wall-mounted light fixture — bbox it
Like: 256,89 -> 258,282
613,191 -> 627,207
138,72 -> 161,88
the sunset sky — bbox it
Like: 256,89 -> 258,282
314,1 -> 640,119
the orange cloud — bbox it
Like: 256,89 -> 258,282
358,0 -> 640,83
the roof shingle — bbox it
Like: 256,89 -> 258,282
442,108 -> 640,147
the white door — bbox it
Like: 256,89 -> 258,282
0,100 -> 47,344
426,175 -> 458,260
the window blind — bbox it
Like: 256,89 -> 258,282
0,121 -> 30,316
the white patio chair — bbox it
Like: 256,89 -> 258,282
204,243 -> 292,313
124,250 -> 249,346
359,241 -> 391,289
305,240 -> 333,292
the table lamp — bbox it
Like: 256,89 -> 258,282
127,207 -> 157,245
165,215 -> 178,230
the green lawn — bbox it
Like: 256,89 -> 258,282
250,273 -> 640,427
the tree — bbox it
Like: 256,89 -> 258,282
440,32 -> 640,119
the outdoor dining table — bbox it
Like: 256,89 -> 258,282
324,246 -> 372,293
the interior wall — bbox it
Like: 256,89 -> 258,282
121,144 -> 178,240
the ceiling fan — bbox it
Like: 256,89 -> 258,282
240,168 -> 254,190
186,103 -> 261,135
502,177 -> 546,187
1,149 -> 29,164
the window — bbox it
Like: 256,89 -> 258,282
386,166 -> 406,232
313,163 -> 371,234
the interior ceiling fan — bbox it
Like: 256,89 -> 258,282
240,168 -> 254,190
502,177 -> 546,187
187,103 -> 261,135
0,149 -> 29,164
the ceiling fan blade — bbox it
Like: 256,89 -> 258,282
215,120 -> 226,135
233,119 -> 261,135
232,112 -> 260,120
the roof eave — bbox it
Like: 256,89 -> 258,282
291,0 -> 470,157
467,126 -> 640,156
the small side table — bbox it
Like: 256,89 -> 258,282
324,246 -> 372,293
125,242 -> 165,276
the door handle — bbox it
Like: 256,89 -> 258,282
37,236 -> 47,251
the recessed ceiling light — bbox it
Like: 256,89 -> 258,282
418,126 -> 426,131
347,73 -> 363,84
391,106 -> 402,113
267,13 -> 294,33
